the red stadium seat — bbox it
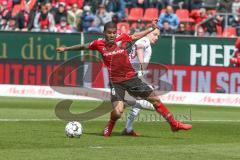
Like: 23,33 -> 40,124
190,9 -> 199,15
143,8 -> 159,21
223,27 -> 237,37
127,8 -> 144,21
216,25 -> 223,36
160,8 -> 166,14
176,9 -> 193,22
176,9 -> 189,17
117,22 -> 130,34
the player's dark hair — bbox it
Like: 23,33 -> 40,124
104,22 -> 117,32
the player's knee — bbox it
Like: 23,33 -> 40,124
113,108 -> 124,118
147,96 -> 161,106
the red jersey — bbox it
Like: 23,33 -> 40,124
88,33 -> 136,83
235,51 -> 240,58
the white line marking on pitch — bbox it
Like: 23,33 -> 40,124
89,146 -> 103,149
0,119 -> 60,122
0,119 -> 240,122
190,120 -> 240,122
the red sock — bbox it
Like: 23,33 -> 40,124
103,111 -> 117,136
155,103 -> 176,125
155,103 -> 170,117
106,110 -> 119,127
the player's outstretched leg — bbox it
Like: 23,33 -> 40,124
103,101 -> 124,137
123,100 -> 154,136
147,96 -> 192,132
122,105 -> 141,137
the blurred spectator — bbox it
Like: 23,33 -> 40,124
148,0 -> 164,10
190,8 -> 208,25
125,0 -> 134,8
232,15 -> 240,36
230,38 -> 240,67
0,0 -> 13,10
197,26 -> 205,36
176,23 -> 190,35
191,0 -> 203,9
172,0 -> 186,9
106,0 -> 126,22
15,5 -> 35,31
204,11 -> 223,36
0,0 -> 11,30
149,0 -> 172,10
232,0 -> 240,22
163,0 -> 173,7
0,0 -> 11,20
90,4 -> 111,32
130,19 -> 145,33
4,16 -> 18,30
51,0 -> 64,9
12,0 -> 21,6
217,0 -> 232,29
161,20 -> 174,36
45,1 -> 56,14
118,23 -> 130,34
55,16 -> 72,32
80,5 -> 95,32
0,17 -> 8,29
132,0 -> 148,9
232,0 -> 240,14
217,0 -> 232,13
11,0 -> 29,17
33,3 -> 55,32
67,3 -> 82,31
54,2 -> 67,24
37,0 -> 46,5
84,0 -> 102,13
158,5 -> 179,31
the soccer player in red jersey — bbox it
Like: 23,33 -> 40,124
56,21 -> 192,137
230,38 -> 240,67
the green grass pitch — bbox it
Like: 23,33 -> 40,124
0,97 -> 240,160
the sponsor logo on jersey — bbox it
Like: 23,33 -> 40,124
104,49 -> 125,56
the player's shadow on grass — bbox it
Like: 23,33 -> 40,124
84,132 -> 188,140
84,132 -> 123,137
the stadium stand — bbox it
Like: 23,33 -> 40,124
0,0 -> 239,37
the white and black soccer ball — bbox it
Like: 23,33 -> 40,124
65,121 -> 83,138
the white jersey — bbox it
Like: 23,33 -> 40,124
129,37 -> 152,74
128,37 -> 155,110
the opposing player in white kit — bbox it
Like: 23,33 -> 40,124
122,29 -> 160,136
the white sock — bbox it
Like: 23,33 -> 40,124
125,104 -> 141,133
136,100 -> 155,110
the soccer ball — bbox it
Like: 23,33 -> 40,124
65,121 -> 83,138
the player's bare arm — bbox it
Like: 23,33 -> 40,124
130,20 -> 159,41
56,43 -> 90,53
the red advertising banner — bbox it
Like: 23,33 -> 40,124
92,64 -> 240,94
0,60 -> 84,86
161,65 -> 240,94
0,60 -> 239,94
